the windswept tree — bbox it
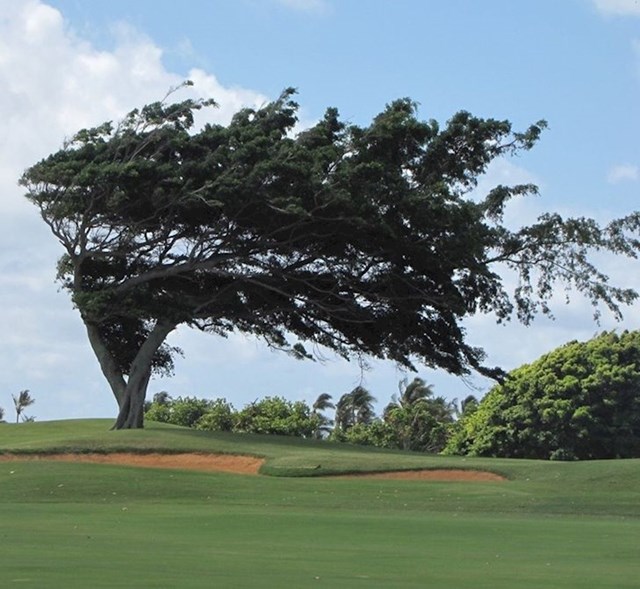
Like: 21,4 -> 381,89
12,390 -> 35,424
22,84 -> 640,428
334,391 -> 356,431
350,386 -> 377,425
311,392 -> 335,438
384,377 -> 434,416
335,386 -> 377,431
383,379 -> 455,452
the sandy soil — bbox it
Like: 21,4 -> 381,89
0,452 -> 506,481
0,452 -> 264,475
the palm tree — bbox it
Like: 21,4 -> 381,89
334,392 -> 355,431
382,378 -> 455,452
400,378 -> 434,407
350,386 -> 376,425
12,390 -> 35,423
311,393 -> 334,438
335,387 -> 377,431
384,377 -> 434,417
313,393 -> 334,413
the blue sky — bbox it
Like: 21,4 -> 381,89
0,0 -> 638,422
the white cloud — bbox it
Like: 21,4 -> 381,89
187,68 -> 268,125
0,0 -> 269,420
608,163 -> 639,183
592,0 -> 640,16
0,2 -> 267,175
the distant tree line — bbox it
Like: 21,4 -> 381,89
145,330 -> 640,460
144,378 -> 473,454
146,393 -> 320,438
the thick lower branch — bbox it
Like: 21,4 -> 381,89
85,316 -> 177,428
84,321 -> 127,406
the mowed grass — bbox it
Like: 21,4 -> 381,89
1,420 -> 639,588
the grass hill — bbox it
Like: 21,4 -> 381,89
0,419 -> 638,588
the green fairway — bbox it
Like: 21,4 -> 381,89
1,420 -> 639,588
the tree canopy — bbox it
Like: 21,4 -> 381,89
446,330 -> 640,459
21,84 -> 640,428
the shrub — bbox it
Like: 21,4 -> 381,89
195,399 -> 236,432
445,330 -> 640,459
234,396 -> 317,437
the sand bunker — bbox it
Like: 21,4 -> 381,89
0,453 -> 505,481
0,452 -> 264,475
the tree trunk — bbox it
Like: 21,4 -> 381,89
85,319 -> 176,430
112,370 -> 151,429
85,322 -> 127,406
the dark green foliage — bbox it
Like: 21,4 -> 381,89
194,399 -> 236,432
144,394 -> 319,437
144,401 -> 171,424
22,85 -> 640,428
141,381 -> 457,451
234,396 -> 319,437
383,400 -> 454,453
331,379 -> 456,453
160,396 -> 215,428
334,386 -> 377,431
458,394 -> 479,418
331,420 -> 396,447
446,330 -> 640,459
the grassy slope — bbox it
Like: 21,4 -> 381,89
1,419 -> 639,516
1,420 -> 639,588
